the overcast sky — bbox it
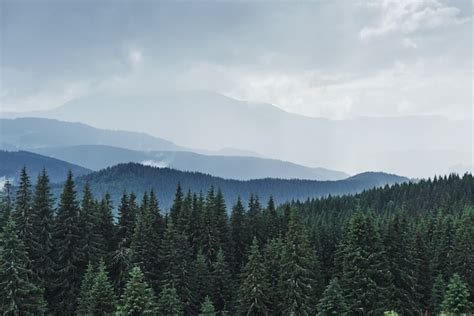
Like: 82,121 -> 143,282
0,0 -> 472,119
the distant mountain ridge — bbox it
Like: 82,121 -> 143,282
4,90 -> 470,178
0,118 -> 349,181
58,162 -> 409,211
33,145 -> 349,181
0,150 -> 91,184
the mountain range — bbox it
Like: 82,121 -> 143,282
4,90 -> 470,178
0,118 -> 348,181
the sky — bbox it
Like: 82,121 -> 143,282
0,0 -> 472,120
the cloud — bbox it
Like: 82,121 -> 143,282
360,0 -> 469,39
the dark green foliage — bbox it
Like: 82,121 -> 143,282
157,285 -> 183,316
52,170 -> 84,314
77,262 -> 95,315
0,180 -> 13,229
0,217 -> 46,315
193,250 -> 211,309
430,274 -> 446,315
210,248 -> 233,313
199,296 -> 216,316
230,197 -> 247,274
89,260 -> 117,315
442,273 -> 471,314
316,277 -> 349,316
79,183 -> 102,265
280,209 -> 321,315
96,192 -> 115,257
238,238 -> 270,315
31,170 -> 55,300
118,266 -> 158,315
263,237 -> 284,315
452,208 -> 474,301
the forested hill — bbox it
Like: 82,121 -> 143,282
64,163 -> 408,211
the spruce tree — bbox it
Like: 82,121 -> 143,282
340,211 -> 390,315
237,238 -> 270,315
52,170 -> 84,314
96,192 -> 116,257
247,195 -> 263,245
157,285 -> 183,316
0,217 -> 46,314
430,274 -> 446,315
442,273 -> 471,314
30,170 -> 55,303
0,180 -> 13,229
452,208 -> 474,300
263,237 -> 284,315
116,192 -> 135,246
77,262 -> 96,315
79,183 -> 102,265
13,167 -> 37,259
169,183 -> 183,226
211,248 -> 233,313
194,249 -> 211,309
279,209 -> 321,315
199,295 -> 216,316
263,196 -> 279,241
118,266 -> 158,315
230,197 -> 247,274
316,277 -> 349,316
89,260 -> 117,315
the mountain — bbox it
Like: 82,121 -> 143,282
56,163 -> 408,211
0,150 -> 91,184
33,145 -> 349,180
7,91 -> 470,178
0,117 -> 184,152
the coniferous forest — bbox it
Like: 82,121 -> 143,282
0,168 -> 472,315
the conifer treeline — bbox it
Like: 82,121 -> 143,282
0,168 -> 472,315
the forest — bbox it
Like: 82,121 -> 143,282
0,168 -> 472,315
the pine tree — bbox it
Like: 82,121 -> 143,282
230,197 -> 247,274
79,183 -> 102,265
0,217 -> 46,314
13,167 -> 37,259
160,221 -> 196,314
452,208 -> 474,300
52,170 -> 84,314
430,274 -> 446,315
213,189 -> 231,258
263,237 -> 284,315
30,170 -> 55,302
263,196 -> 279,241
413,221 -> 432,313
238,238 -> 270,315
199,296 -> 216,316
200,187 -> 219,262
89,260 -> 117,315
442,273 -> 471,314
0,180 -> 13,229
77,262 -> 96,315
157,285 -> 183,316
130,191 -> 162,291
116,192 -> 136,246
316,277 -> 349,316
340,211 -> 390,315
194,249 -> 211,309
279,209 -> 321,315
247,195 -> 263,245
118,266 -> 158,315
169,183 -> 183,226
211,248 -> 233,313
96,192 -> 116,257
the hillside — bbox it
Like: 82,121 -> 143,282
8,91 -> 471,177
34,145 -> 349,180
0,150 -> 91,184
58,163 -> 408,211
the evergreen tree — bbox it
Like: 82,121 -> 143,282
89,260 -> 117,315
279,209 -> 321,315
96,192 -> 115,257
247,195 -> 263,245
169,183 -> 183,226
0,180 -> 13,229
118,266 -> 158,315
52,170 -> 84,314
452,208 -> 474,300
130,191 -> 162,291
442,273 -> 471,314
79,183 -> 102,265
116,192 -> 136,246
263,237 -> 284,315
211,248 -> 233,313
316,277 -> 349,316
77,262 -> 96,316
157,285 -> 183,316
13,167 -> 37,259
199,296 -> 216,316
200,187 -> 219,262
213,189 -> 231,259
340,211 -> 390,315
193,249 -> 211,309
430,274 -> 446,315
0,217 -> 46,315
413,222 -> 432,313
263,196 -> 279,241
30,170 -> 55,303
238,238 -> 270,315
230,197 -> 247,274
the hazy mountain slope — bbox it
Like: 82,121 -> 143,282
32,145 -> 349,180
0,117 -> 183,152
55,163 -> 408,211
0,150 -> 91,184
14,91 -> 470,178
